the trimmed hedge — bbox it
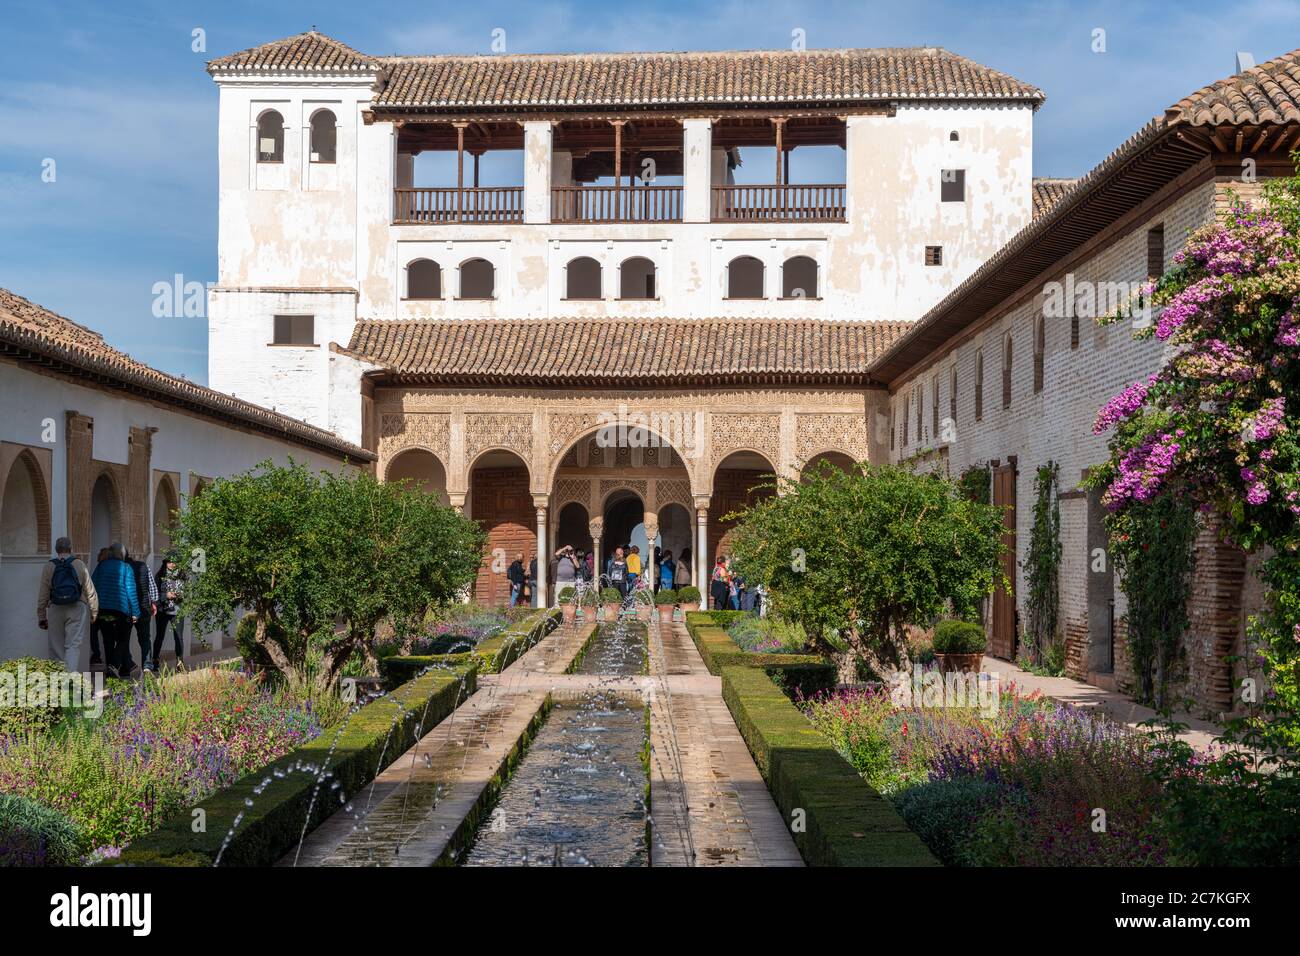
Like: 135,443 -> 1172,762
113,662 -> 477,867
379,608 -> 561,688
684,612 -> 835,698
720,666 -> 938,867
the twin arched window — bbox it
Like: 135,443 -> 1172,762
727,256 -> 820,299
563,257 -> 658,300
257,108 -> 337,164
403,257 -> 495,299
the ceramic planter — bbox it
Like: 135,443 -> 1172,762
561,603 -> 577,624
935,652 -> 983,674
656,605 -> 674,624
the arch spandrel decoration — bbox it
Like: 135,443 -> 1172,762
794,412 -> 870,469
654,477 -> 693,511
599,478 -> 649,510
380,412 -> 451,464
464,413 -> 533,469
547,412 -> 604,457
552,477 -> 592,512
710,414 -> 782,471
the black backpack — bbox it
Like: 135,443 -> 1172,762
49,557 -> 81,606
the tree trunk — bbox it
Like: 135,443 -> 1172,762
254,614 -> 295,678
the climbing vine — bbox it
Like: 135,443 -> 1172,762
956,463 -> 991,505
1021,462 -> 1062,673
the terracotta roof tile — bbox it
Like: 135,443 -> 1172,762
1169,48 -> 1300,126
209,32 -> 1044,109
0,288 -> 372,462
347,317 -> 908,386
1032,178 -> 1077,217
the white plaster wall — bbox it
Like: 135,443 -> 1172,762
0,360 -> 356,665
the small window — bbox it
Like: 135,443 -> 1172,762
1002,333 -> 1014,409
902,395 -> 909,447
941,169 -> 966,202
257,110 -> 284,164
272,314 -> 314,346
932,376 -> 940,436
619,257 -> 656,300
889,410 -> 895,451
975,350 -> 985,422
915,385 -> 923,440
782,256 -> 818,298
459,258 -> 495,299
1033,314 -> 1045,393
949,365 -> 958,422
727,256 -> 764,298
925,245 -> 943,267
566,257 -> 602,299
407,259 -> 442,299
1147,224 -> 1165,279
949,131 -> 959,142
1071,312 -> 1080,350
309,109 -> 337,164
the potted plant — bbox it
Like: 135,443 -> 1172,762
575,585 -> 597,621
557,586 -> 577,624
655,589 -> 677,624
932,619 -> 987,674
633,588 -> 653,622
677,585 -> 701,613
600,587 -> 622,621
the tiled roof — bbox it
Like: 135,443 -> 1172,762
207,31 -> 381,73
0,288 -> 372,462
1032,178 -> 1077,218
870,47 -> 1300,385
1168,48 -> 1300,126
347,318 -> 909,386
209,32 -> 1044,109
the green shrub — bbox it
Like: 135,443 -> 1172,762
720,666 -> 938,867
0,795 -> 84,866
893,779 -> 1006,866
0,657 -> 67,738
932,620 -> 987,655
600,587 -> 622,603
557,586 -> 575,605
655,589 -> 677,606
677,585 -> 701,604
683,615 -> 833,697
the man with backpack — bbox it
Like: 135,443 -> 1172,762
37,537 -> 99,670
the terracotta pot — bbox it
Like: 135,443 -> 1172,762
561,603 -> 577,624
679,602 -> 700,613
656,605 -> 674,624
635,604 -> 652,622
600,603 -> 619,621
936,652 -> 983,674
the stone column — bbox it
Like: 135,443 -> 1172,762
523,121 -> 553,224
694,498 -> 710,594
588,517 -> 604,588
534,498 -> 549,608
644,512 -> 659,591
682,118 -> 713,223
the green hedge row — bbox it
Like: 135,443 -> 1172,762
720,666 -> 939,867
112,663 -> 478,867
379,608 -> 561,688
684,612 -> 835,698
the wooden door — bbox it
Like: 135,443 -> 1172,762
990,462 -> 1018,660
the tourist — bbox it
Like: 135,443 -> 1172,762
608,546 -> 628,596
626,545 -> 641,592
90,543 -> 140,678
574,549 -> 590,583
125,549 -> 158,673
88,546 -> 111,667
527,553 -> 538,607
710,555 -> 731,611
36,536 -> 99,671
151,555 -> 186,672
659,550 -> 675,591
507,552 -> 526,606
675,546 -> 692,589
728,559 -> 742,610
554,545 -> 579,600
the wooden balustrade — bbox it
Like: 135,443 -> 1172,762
394,187 -> 524,224
710,184 -> 847,222
551,185 -> 682,223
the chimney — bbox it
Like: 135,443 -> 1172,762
1236,51 -> 1256,72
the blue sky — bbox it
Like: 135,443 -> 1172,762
2,0 -> 1298,384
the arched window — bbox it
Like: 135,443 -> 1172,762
949,131 -> 960,142
309,109 -> 337,164
975,349 -> 985,422
459,258 -> 495,299
619,257 -> 656,300
256,110 -> 284,164
565,257 -> 602,299
1,452 -> 49,555
1002,332 -> 1014,409
782,256 -> 818,298
407,259 -> 442,300
727,256 -> 764,299
1033,314 -> 1045,393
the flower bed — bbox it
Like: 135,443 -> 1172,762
801,682 -> 1172,866
0,669 -> 344,863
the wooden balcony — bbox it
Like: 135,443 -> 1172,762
394,187 -> 524,224
711,184 -> 846,222
551,185 -> 682,223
